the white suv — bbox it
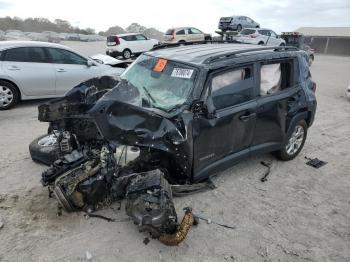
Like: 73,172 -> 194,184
106,33 -> 159,59
237,28 -> 286,46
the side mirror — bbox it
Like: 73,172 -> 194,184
86,60 -> 94,67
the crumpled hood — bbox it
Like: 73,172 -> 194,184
88,80 -> 188,150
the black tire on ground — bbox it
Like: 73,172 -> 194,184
258,41 -> 264,45
29,134 -> 60,166
274,120 -> 308,161
237,24 -> 242,32
256,25 -> 260,28
0,80 -> 20,110
122,49 -> 132,59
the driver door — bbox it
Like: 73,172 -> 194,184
193,64 -> 258,181
46,47 -> 101,95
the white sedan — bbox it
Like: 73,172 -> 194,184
0,41 -> 125,109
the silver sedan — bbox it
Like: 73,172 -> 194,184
0,41 -> 125,109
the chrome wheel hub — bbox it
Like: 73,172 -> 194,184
286,125 -> 304,155
38,133 -> 59,147
0,86 -> 13,107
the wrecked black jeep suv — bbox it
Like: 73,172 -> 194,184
30,43 -> 317,245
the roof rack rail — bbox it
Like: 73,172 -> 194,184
151,40 -> 243,51
203,45 -> 299,64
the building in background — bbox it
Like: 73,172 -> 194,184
295,27 -> 350,56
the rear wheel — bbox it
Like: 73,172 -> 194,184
0,81 -> 19,110
258,41 -> 264,45
122,49 -> 132,59
275,120 -> 307,161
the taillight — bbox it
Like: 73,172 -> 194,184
312,82 -> 316,92
114,36 -> 120,45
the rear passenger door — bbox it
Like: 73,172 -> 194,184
252,58 -> 300,152
188,28 -> 204,42
2,47 -> 55,96
135,34 -> 151,52
120,35 -> 138,53
193,65 -> 258,180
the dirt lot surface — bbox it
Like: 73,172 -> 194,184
0,43 -> 349,261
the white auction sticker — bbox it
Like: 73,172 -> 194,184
171,68 -> 194,79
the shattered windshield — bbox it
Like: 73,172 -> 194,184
119,54 -> 197,111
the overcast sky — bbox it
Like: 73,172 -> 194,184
0,0 -> 349,34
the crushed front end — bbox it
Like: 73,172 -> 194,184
35,57 -> 198,244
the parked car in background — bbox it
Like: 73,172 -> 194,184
237,28 -> 285,46
5,30 -> 31,41
163,27 -> 212,43
218,16 -> 260,32
0,41 -> 125,110
42,31 -> 61,43
281,32 -> 315,65
106,33 -> 159,59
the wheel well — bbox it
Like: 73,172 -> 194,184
258,41 -> 264,45
0,78 -> 21,100
178,40 -> 186,43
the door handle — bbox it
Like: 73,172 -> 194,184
57,69 -> 66,72
7,66 -> 20,71
239,113 -> 256,121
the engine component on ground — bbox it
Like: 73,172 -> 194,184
158,207 -> 194,246
125,169 -> 178,238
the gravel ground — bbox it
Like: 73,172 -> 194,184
0,44 -> 349,262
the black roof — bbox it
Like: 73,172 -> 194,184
147,43 -> 298,66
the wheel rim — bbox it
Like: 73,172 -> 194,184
285,125 -> 304,155
38,134 -> 58,147
0,86 -> 13,107
124,51 -> 131,58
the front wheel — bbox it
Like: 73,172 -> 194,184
0,81 -> 19,110
274,120 -> 308,161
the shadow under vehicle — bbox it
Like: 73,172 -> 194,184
29,42 -> 317,245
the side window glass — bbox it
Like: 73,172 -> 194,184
211,67 -> 254,109
176,29 -> 185,35
48,48 -> 87,65
122,35 -> 137,41
260,61 -> 293,95
270,31 -> 277,38
187,28 -> 193,34
191,28 -> 202,34
4,47 -> 47,63
135,34 -> 147,40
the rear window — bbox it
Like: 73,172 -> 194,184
107,36 -> 118,46
165,29 -> 174,35
240,29 -> 256,35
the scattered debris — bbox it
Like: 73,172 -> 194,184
143,237 -> 150,245
260,161 -> 272,182
193,213 -> 236,230
84,213 -> 116,222
305,157 -> 327,169
0,218 -> 4,230
86,251 -> 92,260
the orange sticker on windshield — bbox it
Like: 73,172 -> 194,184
153,58 -> 167,72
